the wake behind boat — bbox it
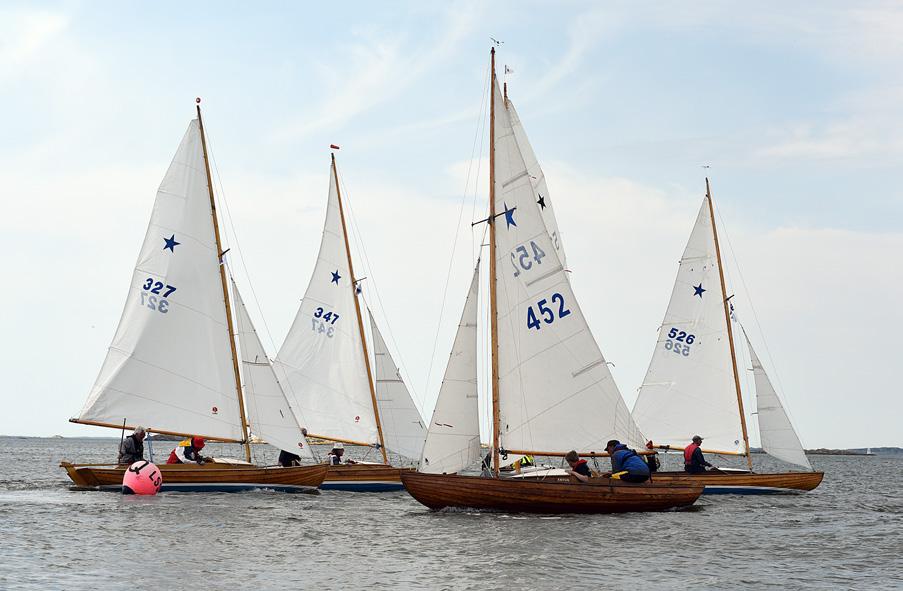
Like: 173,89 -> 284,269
404,48 -> 701,514
62,103 -> 326,493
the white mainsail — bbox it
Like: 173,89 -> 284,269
491,79 -> 643,458
274,161 -> 377,445
233,279 -> 313,459
77,120 -> 244,441
632,197 -> 745,453
508,100 -> 567,266
420,264 -> 482,474
745,333 -> 812,470
369,313 -> 426,461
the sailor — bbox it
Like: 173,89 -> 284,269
644,440 -> 660,473
277,450 -> 302,467
604,440 -> 651,483
167,437 -> 213,465
684,435 -> 713,474
118,426 -> 146,464
564,450 -> 592,483
326,442 -> 356,466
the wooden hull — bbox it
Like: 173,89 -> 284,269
60,461 -> 328,493
648,470 -> 824,494
401,472 -> 703,513
322,464 -> 414,492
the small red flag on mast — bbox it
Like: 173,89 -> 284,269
330,144 -> 340,150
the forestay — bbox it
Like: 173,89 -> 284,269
420,264 -> 482,474
369,312 -> 426,461
745,332 -> 811,470
77,120 -> 244,441
274,162 -> 377,445
492,79 -> 643,459
233,279 -> 313,459
632,197 -> 745,453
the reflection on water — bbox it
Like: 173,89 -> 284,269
0,438 -> 900,590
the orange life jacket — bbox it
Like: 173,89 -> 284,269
684,442 -> 699,464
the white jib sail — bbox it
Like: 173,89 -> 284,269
745,332 -> 812,470
508,100 -> 567,267
632,197 -> 745,453
492,79 -> 644,460
232,279 -> 313,459
420,264 -> 482,474
368,313 -> 426,461
77,120 -> 244,441
274,161 -> 377,445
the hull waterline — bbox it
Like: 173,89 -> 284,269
321,464 -> 413,492
401,472 -> 703,513
61,461 -> 328,493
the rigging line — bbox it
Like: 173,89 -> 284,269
337,173 -> 425,419
424,56 -> 493,404
713,203 -> 798,420
203,119 -> 282,360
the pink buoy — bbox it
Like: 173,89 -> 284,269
122,460 -> 163,495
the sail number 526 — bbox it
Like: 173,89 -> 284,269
665,327 -> 695,357
526,293 -> 571,330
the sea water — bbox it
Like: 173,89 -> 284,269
0,437 -> 899,590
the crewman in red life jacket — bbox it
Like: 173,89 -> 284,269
167,437 -> 213,465
684,435 -> 713,474
565,450 -> 592,483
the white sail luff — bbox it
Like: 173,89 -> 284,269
78,120 -> 243,440
745,333 -> 812,470
420,264 -> 482,474
233,279 -> 313,459
632,197 -> 745,453
274,162 -> 378,445
491,78 -> 644,456
369,312 -> 426,461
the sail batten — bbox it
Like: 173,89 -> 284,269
77,120 -> 244,441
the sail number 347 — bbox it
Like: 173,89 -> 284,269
311,307 -> 340,338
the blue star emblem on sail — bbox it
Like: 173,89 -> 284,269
693,283 -> 705,298
331,270 -> 341,284
163,234 -> 180,252
503,202 -> 517,228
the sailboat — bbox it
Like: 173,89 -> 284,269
630,179 -> 823,494
61,104 -> 327,492
273,153 -> 426,491
401,49 -> 704,513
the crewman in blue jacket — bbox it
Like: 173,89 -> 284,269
604,440 -> 651,483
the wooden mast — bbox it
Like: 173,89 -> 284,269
705,177 -> 753,471
332,153 -> 389,465
489,47 -> 502,477
196,101 -> 253,463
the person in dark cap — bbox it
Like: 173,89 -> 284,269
604,440 -> 650,483
684,435 -> 712,474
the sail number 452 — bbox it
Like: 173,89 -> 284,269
526,293 -> 571,330
665,327 -> 695,356
140,278 -> 176,314
511,240 -> 546,278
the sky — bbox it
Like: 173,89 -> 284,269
1,1 -> 901,448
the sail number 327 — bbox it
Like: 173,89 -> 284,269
665,327 -> 695,356
139,278 -> 177,314
526,293 -> 571,330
